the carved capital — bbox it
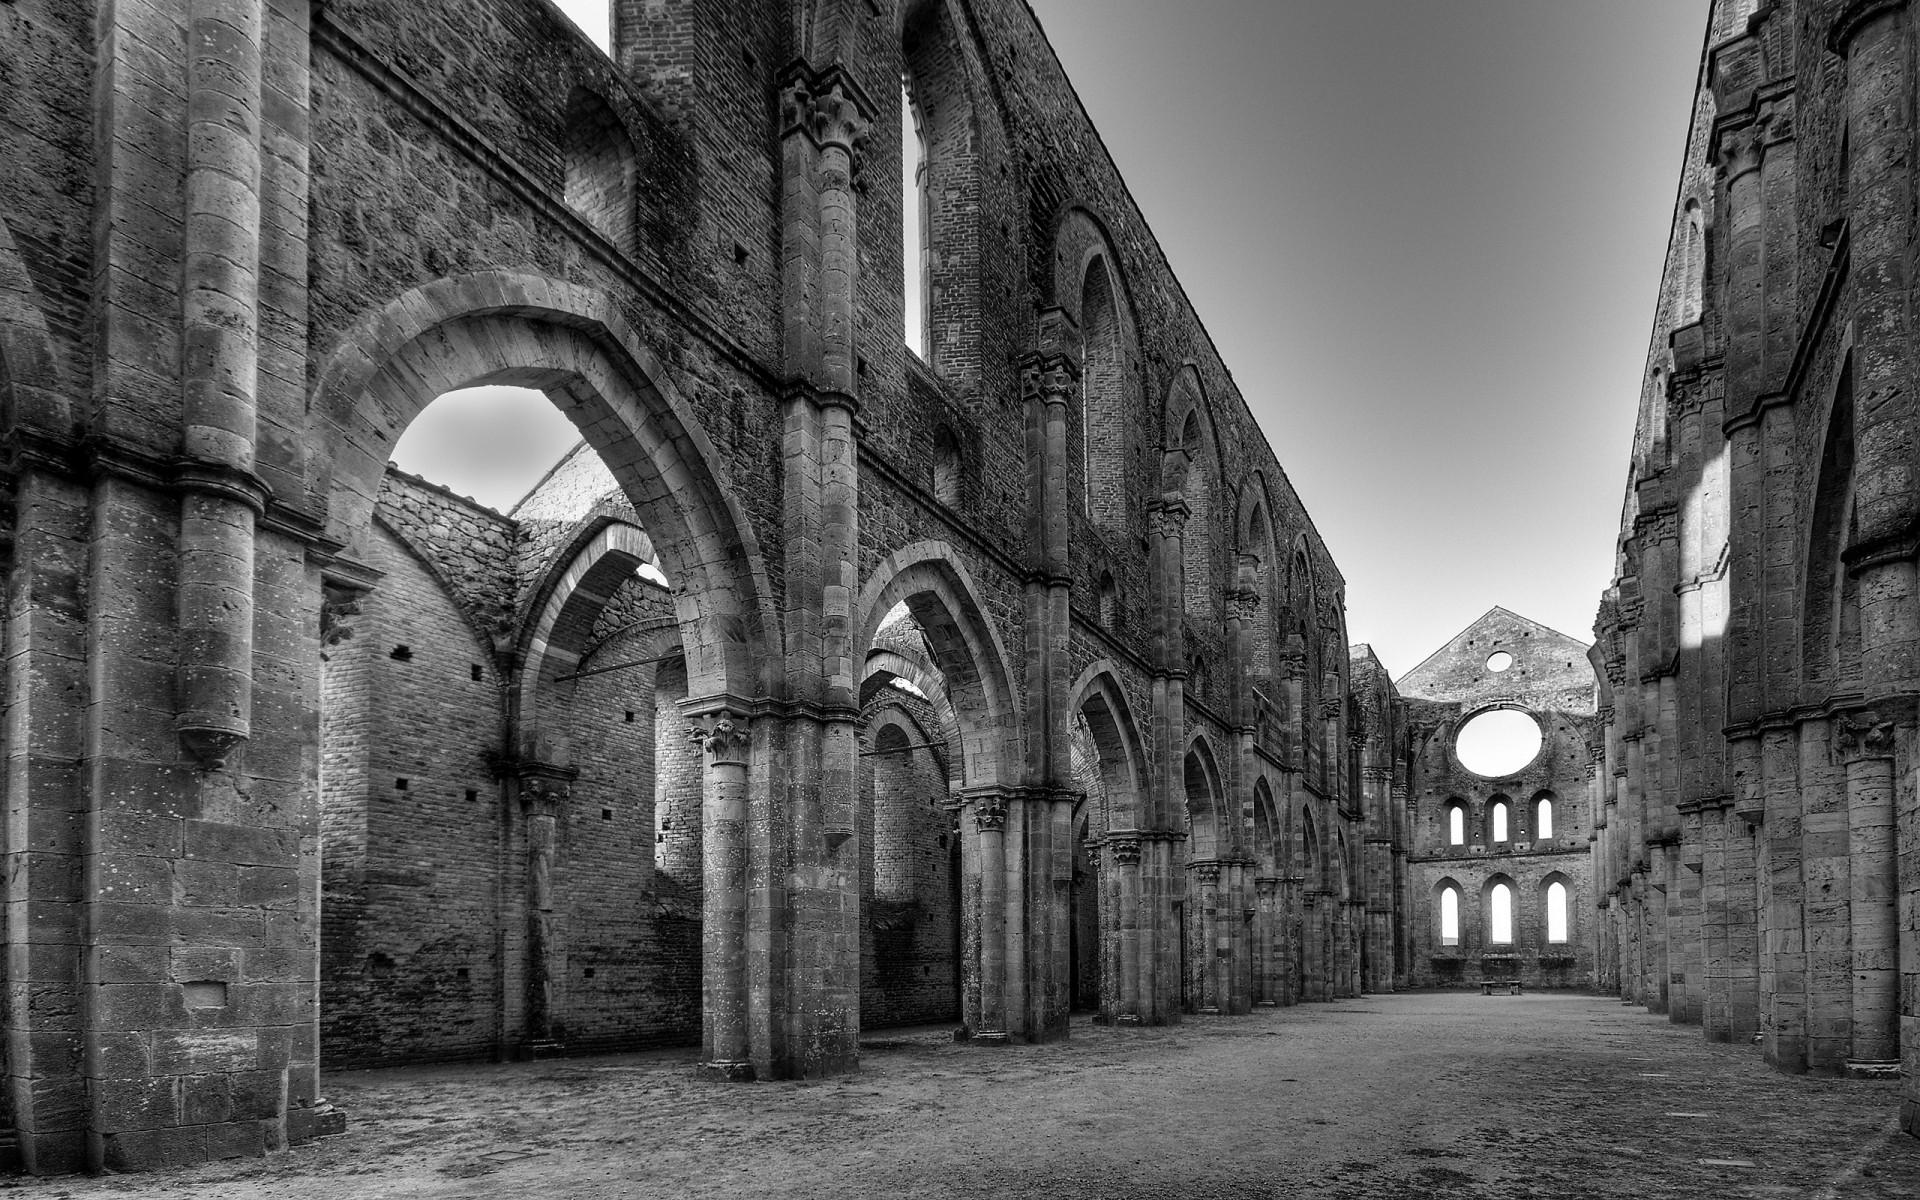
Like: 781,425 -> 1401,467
690,710 -> 751,768
1321,697 -> 1343,721
1019,353 -> 1080,406
781,65 -> 874,182
1832,709 -> 1899,765
1226,589 -> 1260,624
1192,861 -> 1221,887
1108,835 -> 1142,866
973,796 -> 1007,832
320,582 -> 365,652
1151,502 -> 1189,539
1716,121 -> 1763,183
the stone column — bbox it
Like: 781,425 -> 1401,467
1109,835 -> 1143,1022
1761,723 -> 1806,1070
517,770 -> 574,1051
1834,711 -> 1900,1073
1189,861 -> 1222,1013
1254,877 -> 1280,1005
692,711 -> 752,1079
972,793 -> 1008,1041
1798,716 -> 1852,1073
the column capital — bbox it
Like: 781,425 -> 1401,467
1190,861 -> 1221,886
690,709 -> 751,767
1150,501 -> 1190,538
971,794 -> 1007,832
1019,351 -> 1080,406
1832,708 -> 1901,765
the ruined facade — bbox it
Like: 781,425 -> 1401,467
0,0 -> 1404,1173
1396,610 -> 1598,992
1595,0 -> 1920,1137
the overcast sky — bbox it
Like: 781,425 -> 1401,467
401,0 -> 1705,676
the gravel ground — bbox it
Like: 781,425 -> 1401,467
6,991 -> 1916,1199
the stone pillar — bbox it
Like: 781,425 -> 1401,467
1798,716 -> 1851,1072
1188,861 -> 1222,1013
1834,711 -> 1900,1073
1254,877 -> 1280,1005
971,792 -> 1008,1041
1107,835 -> 1143,1022
1700,797 -> 1734,1039
692,711 -> 752,1079
1761,723 -> 1805,1070
175,0 -> 268,769
516,769 -> 575,1052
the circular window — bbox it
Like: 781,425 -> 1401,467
1454,708 -> 1542,777
1485,651 -> 1513,672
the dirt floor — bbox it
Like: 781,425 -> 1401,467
6,991 -> 1918,1199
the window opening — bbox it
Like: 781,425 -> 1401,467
902,81 -> 926,357
1448,804 -> 1465,846
1440,886 -> 1460,946
1490,883 -> 1513,944
1547,881 -> 1569,943
1491,800 -> 1509,843
1536,797 -> 1554,839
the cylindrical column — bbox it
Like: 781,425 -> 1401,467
974,796 -> 1008,1040
177,0 -> 267,766
694,711 -> 752,1078
1835,712 -> 1899,1067
1112,837 -> 1142,1022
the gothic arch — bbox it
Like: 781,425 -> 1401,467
1182,734 -> 1225,860
308,271 -> 777,703
515,521 -> 659,764
1069,662 -> 1150,830
856,542 -> 1021,790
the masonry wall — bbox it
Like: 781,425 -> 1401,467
1399,610 -> 1599,990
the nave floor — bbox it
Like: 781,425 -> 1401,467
13,992 -> 1917,1198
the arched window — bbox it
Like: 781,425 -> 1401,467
1489,883 -> 1513,944
1081,256 -> 1124,528
1678,198 -> 1703,325
1447,802 -> 1465,846
1535,796 -> 1554,840
901,82 -> 928,356
1546,881 -> 1569,943
1097,571 -> 1118,629
1181,409 -> 1213,618
563,88 -> 637,254
1490,799 -> 1509,843
1440,885 -> 1460,946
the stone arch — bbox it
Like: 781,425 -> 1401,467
1251,777 -> 1280,874
515,520 -> 659,765
1677,197 -> 1704,325
861,645 -> 961,784
856,542 -> 1020,790
1182,735 -> 1225,860
1236,480 -> 1279,690
1801,348 -> 1860,690
1050,207 -> 1142,535
308,271 -> 777,704
1443,796 -> 1469,846
1529,788 -> 1558,841
1166,369 -> 1221,624
1069,662 -> 1150,831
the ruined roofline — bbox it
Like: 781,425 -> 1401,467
1391,606 -> 1593,691
1019,0 -> 1344,592
383,460 -> 523,525
1612,0 -> 1720,550
505,438 -> 595,519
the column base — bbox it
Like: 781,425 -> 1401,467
289,1101 -> 349,1143
1197,1006 -> 1221,1015
705,1059 -> 757,1081
1115,1014 -> 1142,1026
969,1030 -> 1009,1045
1256,1000 -> 1279,1007
1844,1059 -> 1900,1080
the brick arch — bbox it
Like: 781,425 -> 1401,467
1050,208 -> 1143,535
0,214 -> 67,434
516,521 -> 658,763
857,542 -> 1020,790
308,271 -> 776,701
1069,662 -> 1150,830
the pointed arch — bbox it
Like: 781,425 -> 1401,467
1801,348 -> 1860,690
1182,735 -> 1224,860
856,542 -> 1021,790
310,272 -> 778,704
1052,207 -> 1142,534
0,213 -> 68,433
1069,662 -> 1150,831
1251,777 -> 1280,873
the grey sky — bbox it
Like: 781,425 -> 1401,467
407,0 -> 1705,675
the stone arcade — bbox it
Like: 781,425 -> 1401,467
0,0 -> 1915,1178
